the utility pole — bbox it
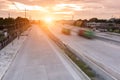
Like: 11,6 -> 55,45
12,2 -> 28,18
24,8 -> 29,18
25,8 -> 26,18
8,12 -> 10,18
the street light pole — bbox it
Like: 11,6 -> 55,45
25,8 -> 26,18
12,2 -> 28,18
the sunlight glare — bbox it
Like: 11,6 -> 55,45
44,17 -> 54,23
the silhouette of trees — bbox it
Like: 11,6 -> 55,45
0,17 -> 30,49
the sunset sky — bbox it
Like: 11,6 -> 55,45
0,0 -> 120,20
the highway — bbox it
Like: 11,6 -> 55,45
49,24 -> 120,79
95,32 -> 120,45
64,24 -> 120,45
2,25 -> 83,80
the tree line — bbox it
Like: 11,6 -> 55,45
0,17 -> 30,49
74,18 -> 120,33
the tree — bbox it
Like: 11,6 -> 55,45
89,18 -> 98,22
4,18 -> 15,25
0,17 -> 4,25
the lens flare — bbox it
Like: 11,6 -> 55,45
44,17 -> 54,23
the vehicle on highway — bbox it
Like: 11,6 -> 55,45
78,29 -> 95,39
61,27 -> 71,35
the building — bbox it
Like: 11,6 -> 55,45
86,22 -> 115,29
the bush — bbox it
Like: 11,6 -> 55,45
114,29 -> 119,33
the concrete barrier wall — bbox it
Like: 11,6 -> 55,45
62,52 -> 91,80
95,35 -> 120,43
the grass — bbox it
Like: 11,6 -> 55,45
64,49 -> 95,79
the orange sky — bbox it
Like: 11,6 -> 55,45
0,0 -> 120,20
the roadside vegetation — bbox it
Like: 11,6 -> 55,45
0,17 -> 30,49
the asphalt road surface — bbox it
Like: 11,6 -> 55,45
49,24 -> 120,79
2,25 -> 82,80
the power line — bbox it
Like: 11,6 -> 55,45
11,1 -> 28,18
12,2 -> 20,10
25,9 -> 27,18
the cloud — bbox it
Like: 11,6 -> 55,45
52,11 -> 73,15
8,0 -> 58,6
0,0 -> 11,10
0,0 -> 120,19
53,4 -> 82,11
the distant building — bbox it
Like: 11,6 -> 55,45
115,23 -> 120,28
86,22 -> 115,29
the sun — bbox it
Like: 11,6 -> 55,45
44,17 -> 54,23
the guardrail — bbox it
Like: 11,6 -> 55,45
62,49 -> 91,80
0,24 -> 30,50
106,32 -> 120,36
0,35 -> 17,50
95,35 -> 120,43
